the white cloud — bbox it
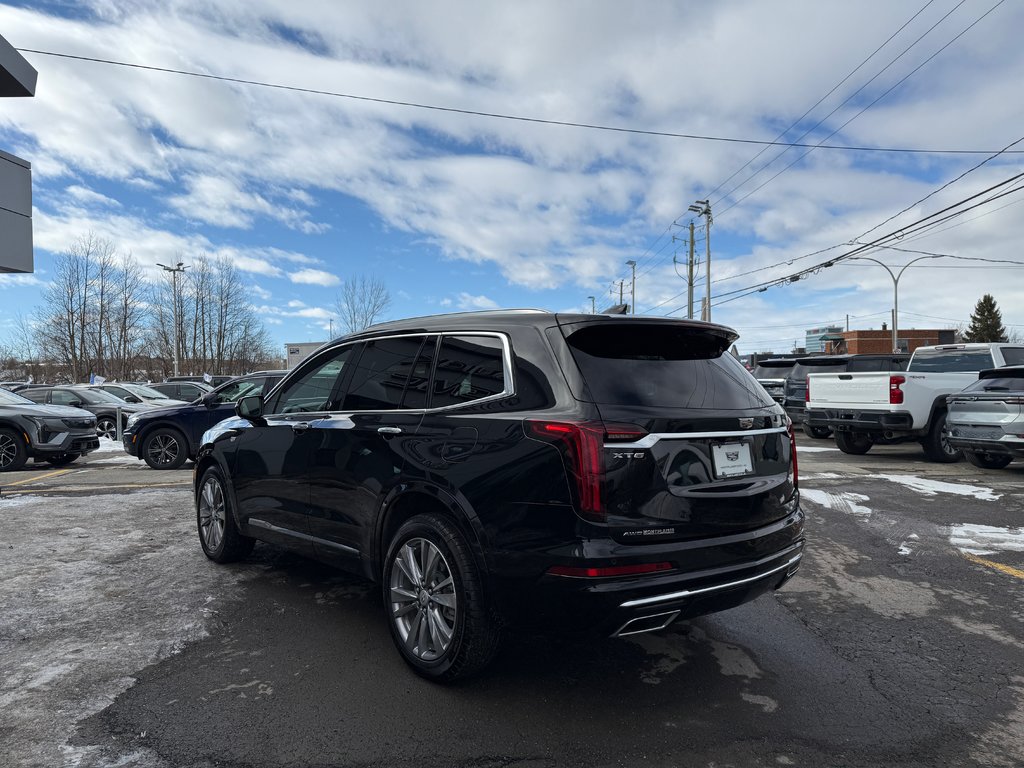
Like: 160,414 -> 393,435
287,299 -> 306,308
64,185 -> 121,208
249,284 -> 272,300
456,292 -> 499,310
0,274 -> 47,289
290,268 -> 341,286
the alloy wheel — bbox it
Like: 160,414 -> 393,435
147,434 -> 180,466
198,476 -> 226,551
389,537 -> 458,661
0,433 -> 18,468
97,418 -> 117,441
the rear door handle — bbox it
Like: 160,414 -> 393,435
378,426 -> 403,435
292,422 -> 311,433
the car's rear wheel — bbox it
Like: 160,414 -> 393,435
383,514 -> 500,682
964,451 -> 1012,470
0,428 -> 28,471
142,428 -> 188,470
197,466 -> 254,563
96,416 -> 118,441
921,411 -> 962,464
835,430 -> 872,455
44,453 -> 78,467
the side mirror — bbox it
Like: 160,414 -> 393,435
201,392 -> 218,408
236,394 -> 264,421
125,395 -> 141,403
69,400 -> 84,409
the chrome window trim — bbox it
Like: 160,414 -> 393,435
266,331 -> 515,418
619,550 -> 803,610
606,426 -> 787,449
248,518 -> 360,555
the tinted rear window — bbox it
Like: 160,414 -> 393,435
964,376 -> 1024,392
565,324 -> 774,409
791,361 -> 848,379
909,349 -> 994,372
1000,348 -> 1024,365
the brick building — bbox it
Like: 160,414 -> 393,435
838,328 -> 955,354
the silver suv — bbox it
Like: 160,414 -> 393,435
947,366 -> 1024,469
0,387 -> 98,470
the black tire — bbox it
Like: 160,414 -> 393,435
0,428 -> 28,471
196,466 -> 254,563
96,415 -> 118,441
142,427 -> 188,470
383,513 -> 501,682
965,451 -> 1012,470
803,423 -> 832,439
835,430 -> 873,455
920,411 -> 962,464
44,453 -> 78,467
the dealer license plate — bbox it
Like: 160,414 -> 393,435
712,442 -> 753,478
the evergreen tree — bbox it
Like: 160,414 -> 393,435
964,294 -> 1007,343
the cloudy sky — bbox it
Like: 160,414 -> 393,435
2,0 -> 1023,354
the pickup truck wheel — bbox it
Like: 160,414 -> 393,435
0,428 -> 28,471
835,430 -> 872,455
965,451 -> 1012,470
383,514 -> 501,682
921,412 -> 962,463
803,424 -> 831,439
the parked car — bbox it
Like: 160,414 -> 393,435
149,381 -> 213,402
947,366 -> 1024,469
165,374 -> 234,387
0,386 -> 98,470
806,343 -> 1023,462
88,382 -> 188,407
193,311 -> 804,681
123,371 -> 286,469
752,358 -> 796,406
18,385 -> 156,440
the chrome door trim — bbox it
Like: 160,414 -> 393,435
248,518 -> 360,555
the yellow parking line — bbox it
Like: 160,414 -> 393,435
3,469 -> 73,487
963,552 -> 1024,581
4,480 -> 192,495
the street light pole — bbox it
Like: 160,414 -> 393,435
626,260 -> 637,314
587,295 -> 596,314
845,255 -> 945,352
156,262 -> 188,376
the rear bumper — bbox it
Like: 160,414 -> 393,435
806,408 -> 916,433
947,435 -> 1024,457
489,509 -> 805,635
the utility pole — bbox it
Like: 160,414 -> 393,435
687,220 -> 696,319
329,318 -> 334,338
626,260 -> 637,314
617,280 -> 624,304
688,200 -> 712,321
587,296 -> 596,314
156,261 -> 188,377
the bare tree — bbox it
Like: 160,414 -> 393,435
335,275 -> 391,334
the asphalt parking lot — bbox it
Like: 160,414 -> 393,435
1,439 -> 1022,768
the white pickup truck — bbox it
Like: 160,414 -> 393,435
805,343 -> 1024,462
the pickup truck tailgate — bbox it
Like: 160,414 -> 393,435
807,372 -> 891,408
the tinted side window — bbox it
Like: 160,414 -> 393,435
213,378 -> 266,404
1001,348 -> 1024,365
50,389 -> 81,406
342,336 -> 425,411
430,335 -> 507,408
274,348 -> 352,413
22,389 -> 47,404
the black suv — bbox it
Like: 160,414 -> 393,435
123,371 -> 286,469
194,312 -> 804,681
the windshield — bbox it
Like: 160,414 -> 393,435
124,383 -> 173,399
74,388 -> 128,404
0,388 -> 34,405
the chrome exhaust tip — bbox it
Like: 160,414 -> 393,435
611,610 -> 681,638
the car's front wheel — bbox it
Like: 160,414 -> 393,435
0,428 -> 28,471
383,513 -> 501,682
96,416 -> 118,441
197,466 -> 254,563
142,428 -> 188,470
964,451 -> 1012,470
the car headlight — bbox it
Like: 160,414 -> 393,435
126,413 -> 142,429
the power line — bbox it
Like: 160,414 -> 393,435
16,47 -> 1024,156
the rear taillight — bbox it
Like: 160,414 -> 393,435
787,418 -> 799,490
526,420 -> 647,522
547,562 -> 673,578
805,376 -> 810,403
890,375 -> 905,405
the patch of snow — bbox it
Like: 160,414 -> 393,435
795,445 -> 838,453
948,524 -> 1024,556
91,438 -> 126,454
805,472 -> 844,479
868,474 -> 1001,501
800,488 -> 873,518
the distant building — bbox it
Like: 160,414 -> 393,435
0,34 -> 37,273
285,341 -> 327,369
805,326 -> 844,354
839,327 -> 955,354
